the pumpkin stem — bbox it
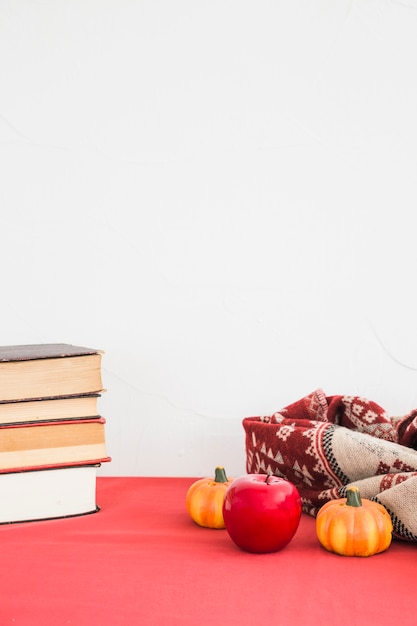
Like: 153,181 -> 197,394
346,486 -> 362,507
214,466 -> 228,483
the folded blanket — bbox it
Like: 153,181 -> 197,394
243,389 -> 417,541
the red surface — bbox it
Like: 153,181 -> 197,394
1,477 -> 417,625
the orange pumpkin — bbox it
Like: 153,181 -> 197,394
316,486 -> 393,557
186,466 -> 233,529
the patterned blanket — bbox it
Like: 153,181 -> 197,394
243,389 -> 417,541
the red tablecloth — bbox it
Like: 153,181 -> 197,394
1,477 -> 416,625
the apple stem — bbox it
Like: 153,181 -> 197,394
265,473 -> 271,484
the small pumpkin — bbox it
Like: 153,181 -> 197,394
316,486 -> 393,557
186,466 -> 233,529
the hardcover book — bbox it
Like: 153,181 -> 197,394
0,394 -> 101,425
0,417 -> 110,472
0,344 -> 104,402
0,464 -> 101,524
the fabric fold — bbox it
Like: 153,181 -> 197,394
243,389 -> 417,541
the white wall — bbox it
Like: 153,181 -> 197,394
1,0 -> 417,478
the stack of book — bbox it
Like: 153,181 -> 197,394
0,343 -> 111,524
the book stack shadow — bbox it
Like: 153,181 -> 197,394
0,344 -> 111,524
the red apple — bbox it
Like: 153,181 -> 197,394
222,473 -> 302,553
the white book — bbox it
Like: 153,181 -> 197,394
0,465 -> 100,524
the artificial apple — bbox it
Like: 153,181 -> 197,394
222,473 -> 302,553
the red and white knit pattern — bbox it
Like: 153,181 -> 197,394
243,389 -> 417,541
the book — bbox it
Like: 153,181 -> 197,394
0,417 -> 110,472
0,343 -> 104,402
0,394 -> 101,425
0,464 -> 101,524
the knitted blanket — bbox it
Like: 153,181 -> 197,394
243,389 -> 417,541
